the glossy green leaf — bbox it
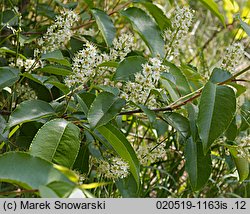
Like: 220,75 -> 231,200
41,50 -> 71,66
76,93 -> 96,116
7,100 -> 55,128
40,181 -> 75,198
88,92 -> 126,129
198,0 -> 225,26
114,56 -> 147,81
240,100 -> 250,131
0,152 -> 73,190
185,138 -> 212,191
209,68 -> 232,83
140,2 -> 171,30
30,119 -> 81,168
197,82 -> 236,153
163,112 -> 190,139
84,0 -> 94,8
137,104 -> 156,124
0,67 -> 19,90
97,123 -> 140,188
45,80 -> 70,94
37,66 -> 72,76
225,117 -> 237,141
121,7 -> 165,57
116,174 -> 139,197
73,144 -> 89,174
164,62 -> 192,97
91,8 -> 116,47
229,147 -> 249,182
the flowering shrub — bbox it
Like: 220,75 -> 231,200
0,0 -> 249,198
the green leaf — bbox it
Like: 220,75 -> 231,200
225,117 -> 237,141
0,152 -> 73,190
41,50 -> 71,66
75,92 -> 96,116
37,66 -> 72,76
1,10 -> 18,26
238,15 -> 250,36
0,67 -> 19,90
121,7 -> 165,57
139,2 -> 171,30
209,68 -> 232,83
0,47 -> 27,60
88,92 -> 126,129
137,104 -> 156,124
84,0 -> 94,8
30,119 -> 81,168
116,174 -> 139,197
198,0 -> 225,26
229,146 -> 249,182
73,144 -> 89,174
164,62 -> 192,97
197,82 -> 236,153
45,80 -> 70,94
97,123 -> 140,188
184,138 -> 212,191
7,100 -> 55,129
114,56 -> 147,81
91,8 -> 116,47
163,112 -> 190,139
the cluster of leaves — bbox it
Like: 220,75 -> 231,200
0,0 -> 249,198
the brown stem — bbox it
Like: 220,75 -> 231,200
119,65 -> 250,116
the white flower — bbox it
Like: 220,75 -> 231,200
37,10 -> 79,55
121,57 -> 168,107
136,142 -> 166,166
110,33 -> 136,61
164,6 -> 194,60
95,157 -> 130,180
221,42 -> 245,72
16,83 -> 37,101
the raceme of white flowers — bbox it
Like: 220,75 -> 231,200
9,57 -> 39,72
95,157 -> 130,180
110,32 -> 136,61
65,33 -> 136,89
236,136 -> 250,160
220,42 -> 245,73
15,83 -> 37,101
65,41 -> 110,89
36,10 -> 79,55
136,142 -> 166,166
164,6 -> 195,60
121,57 -> 168,107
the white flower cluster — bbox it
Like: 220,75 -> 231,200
65,33 -> 136,89
221,42 -> 245,73
136,142 -> 166,166
95,157 -> 130,180
16,83 -> 37,101
65,42 -> 110,88
9,57 -> 39,72
110,33 -> 136,60
121,58 -> 168,107
37,10 -> 79,55
236,136 -> 250,160
164,6 -> 194,60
